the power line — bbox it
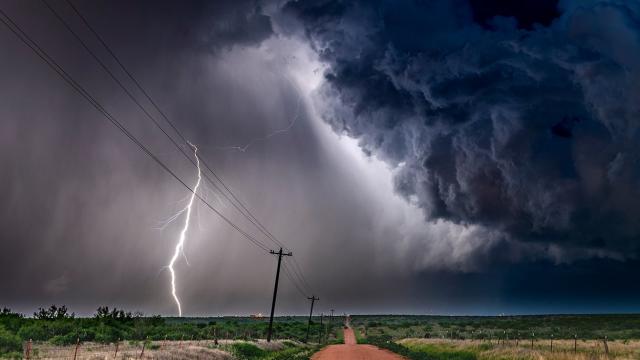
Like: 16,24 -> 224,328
60,0 -> 292,253
40,0 -> 281,252
5,2 -> 319,304
282,262 -> 308,298
58,0 -> 318,296
0,7 -> 272,254
290,257 -> 314,294
285,259 -> 312,296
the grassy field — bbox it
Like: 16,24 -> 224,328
0,307 -> 339,359
398,338 -> 640,360
24,339 -> 319,360
350,315 -> 640,360
350,314 -> 640,340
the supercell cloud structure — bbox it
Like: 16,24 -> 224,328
279,0 -> 640,263
2,0 -> 640,315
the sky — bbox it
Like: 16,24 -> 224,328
1,0 -> 640,317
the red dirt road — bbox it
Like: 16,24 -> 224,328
312,327 -> 405,360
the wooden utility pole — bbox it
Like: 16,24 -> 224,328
328,309 -> 334,340
267,248 -> 292,342
305,296 -> 319,343
318,313 -> 324,343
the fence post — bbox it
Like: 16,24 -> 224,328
574,334 -> 577,353
550,335 -> 553,352
603,336 -> 609,358
73,338 -> 80,360
531,332 -> 534,350
25,339 -> 32,360
114,339 -> 120,358
139,338 -> 146,359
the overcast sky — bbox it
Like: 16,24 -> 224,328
1,0 -> 640,317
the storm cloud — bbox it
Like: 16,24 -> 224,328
279,0 -> 640,262
2,0 -> 640,316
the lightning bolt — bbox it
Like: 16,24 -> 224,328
214,73 -> 303,153
167,141 -> 202,316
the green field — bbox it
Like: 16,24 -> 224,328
350,314 -> 640,341
5,309 -> 640,359
0,306 -> 339,358
351,315 -> 640,360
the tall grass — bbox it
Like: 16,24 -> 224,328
400,338 -> 640,360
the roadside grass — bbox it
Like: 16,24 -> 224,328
350,314 -> 640,341
353,326 -> 365,344
399,338 -> 640,360
403,342 -> 478,360
335,328 -> 344,344
229,341 -> 319,360
361,328 -> 475,360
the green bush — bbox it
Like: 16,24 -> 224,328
407,344 -> 476,360
268,346 -> 318,360
232,342 -> 267,359
0,326 -> 22,356
17,323 -> 49,341
94,324 -> 124,343
50,333 -> 77,346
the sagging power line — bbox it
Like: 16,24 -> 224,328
50,0 -> 317,297
0,7 -> 272,254
1,3 -> 320,319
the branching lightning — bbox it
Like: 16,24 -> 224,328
167,141 -> 202,316
215,73 -> 303,153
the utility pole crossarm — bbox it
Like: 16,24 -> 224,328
267,248 -> 293,343
269,249 -> 293,256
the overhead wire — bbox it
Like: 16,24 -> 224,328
40,0 -> 280,252
282,262 -> 309,299
0,7 -> 272,254
58,0 -> 317,294
60,0 -> 292,254
4,2 -> 318,300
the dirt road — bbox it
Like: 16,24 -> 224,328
312,327 -> 405,360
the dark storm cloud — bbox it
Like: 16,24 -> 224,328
279,0 -> 640,261
0,0 -> 422,315
3,0 -> 640,317
198,5 -> 273,51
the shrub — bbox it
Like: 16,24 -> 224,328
232,342 -> 267,359
17,323 -> 49,341
0,326 -> 22,355
50,333 -> 77,346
